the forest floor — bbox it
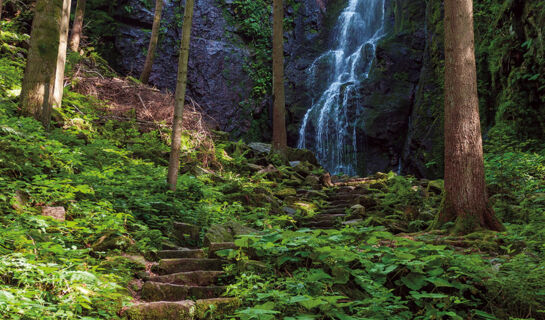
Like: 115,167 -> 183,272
1,21 -> 545,320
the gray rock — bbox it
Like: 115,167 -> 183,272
248,142 -> 271,154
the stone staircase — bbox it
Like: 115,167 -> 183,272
123,224 -> 240,320
298,184 -> 372,229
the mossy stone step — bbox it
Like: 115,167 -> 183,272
194,298 -> 241,319
141,281 -> 226,301
157,249 -> 205,259
124,298 -> 240,320
149,271 -> 224,286
320,207 -> 348,215
124,300 -> 195,320
329,193 -> 363,201
300,220 -> 337,228
328,199 -> 356,207
325,203 -> 352,211
304,213 -> 346,222
153,258 -> 226,275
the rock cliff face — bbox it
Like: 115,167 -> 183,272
110,0 -> 443,178
111,0 -> 336,135
113,0 -> 253,133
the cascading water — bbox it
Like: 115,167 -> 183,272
297,0 -> 385,175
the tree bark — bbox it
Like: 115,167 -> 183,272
20,0 -> 65,128
69,0 -> 86,53
167,0 -> 194,191
0,0 -> 3,22
139,0 -> 163,84
439,0 -> 504,233
272,0 -> 287,152
52,0 -> 70,109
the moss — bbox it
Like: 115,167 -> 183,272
195,298 -> 241,319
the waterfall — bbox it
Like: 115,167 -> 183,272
297,0 -> 385,175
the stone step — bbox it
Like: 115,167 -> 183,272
328,193 -> 362,201
208,242 -> 238,259
300,220 -> 337,228
141,281 -> 226,302
305,213 -> 346,222
328,200 -> 355,207
154,258 -> 226,275
124,298 -> 240,320
342,219 -> 364,226
149,271 -> 225,286
325,203 -> 351,211
157,249 -> 205,260
194,298 -> 240,319
124,300 -> 195,320
320,207 -> 347,215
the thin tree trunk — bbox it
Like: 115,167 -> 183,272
20,0 -> 65,128
140,0 -> 163,84
52,0 -> 71,109
167,0 -> 194,191
272,0 -> 287,152
0,0 -> 3,22
69,0 -> 86,52
439,0 -> 504,233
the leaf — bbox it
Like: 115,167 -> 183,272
307,269 -> 333,282
472,309 -> 497,319
426,277 -> 454,288
410,291 -> 448,299
401,273 -> 427,291
298,297 -> 326,310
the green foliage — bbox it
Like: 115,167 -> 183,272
227,226 -> 545,319
474,0 -> 545,141
222,0 -> 273,99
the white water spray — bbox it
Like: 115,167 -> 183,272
298,0 -> 385,175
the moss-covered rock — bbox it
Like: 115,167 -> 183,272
124,301 -> 196,320
204,221 -> 255,246
195,298 -> 241,319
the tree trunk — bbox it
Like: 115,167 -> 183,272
69,0 -> 86,53
0,0 -> 3,22
439,0 -> 504,233
139,0 -> 163,84
52,0 -> 71,109
167,0 -> 194,191
20,0 -> 66,128
272,0 -> 287,152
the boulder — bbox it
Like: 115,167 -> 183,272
248,142 -> 272,154
286,147 -> 319,166
92,232 -> 132,251
349,204 -> 366,218
204,221 -> 255,246
172,222 -> 200,246
304,175 -> 321,189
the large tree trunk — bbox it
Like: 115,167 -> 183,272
271,0 -> 287,152
52,0 -> 70,109
20,0 -> 66,128
439,0 -> 504,233
69,0 -> 86,53
140,0 -> 163,84
167,0 -> 194,191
